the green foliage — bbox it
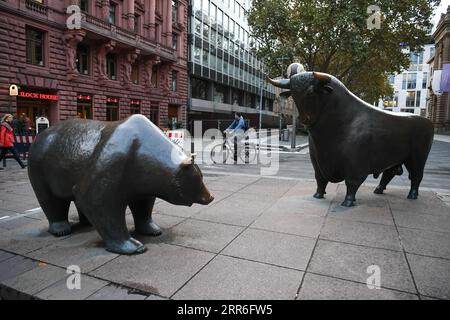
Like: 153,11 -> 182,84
248,0 -> 439,103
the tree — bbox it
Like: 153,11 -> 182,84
247,0 -> 439,103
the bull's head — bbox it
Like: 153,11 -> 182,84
268,71 -> 334,127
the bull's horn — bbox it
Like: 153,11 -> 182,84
313,72 -> 332,84
267,77 -> 291,89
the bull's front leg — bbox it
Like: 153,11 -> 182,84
342,177 -> 366,207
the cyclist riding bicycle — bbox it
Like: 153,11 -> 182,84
224,112 -> 246,143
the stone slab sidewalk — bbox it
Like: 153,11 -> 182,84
0,170 -> 450,300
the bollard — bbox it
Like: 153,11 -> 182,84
233,135 -> 238,164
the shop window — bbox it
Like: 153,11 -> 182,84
77,94 -> 93,119
132,62 -> 139,84
26,27 -> 45,66
106,97 -> 119,121
76,44 -> 90,75
130,100 -> 140,114
106,53 -> 116,80
171,70 -> 178,91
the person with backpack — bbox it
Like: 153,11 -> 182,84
0,114 -> 27,170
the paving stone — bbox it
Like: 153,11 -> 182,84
214,175 -> 260,185
126,213 -> 185,230
90,243 -> 214,297
153,201 -> 206,218
297,273 -> 418,300
195,193 -> 274,226
238,183 -> 293,198
387,189 -> 450,216
86,284 -> 148,300
309,240 -> 416,293
0,250 -> 15,263
320,218 -> 402,251
252,210 -> 324,238
28,230 -> 118,273
0,216 -> 39,231
2,263 -> 66,296
328,199 -> 394,226
264,194 -> 330,217
398,227 -> 450,259
223,228 -> 315,270
0,219 -> 68,255
206,181 -> 249,193
0,256 -> 38,282
407,253 -> 450,299
167,219 -> 243,253
173,255 -> 304,300
393,211 -> 450,234
35,275 -> 108,300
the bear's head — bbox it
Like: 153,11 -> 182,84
169,155 -> 214,206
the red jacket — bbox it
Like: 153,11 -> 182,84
0,123 -> 14,148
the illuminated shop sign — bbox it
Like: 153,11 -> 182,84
18,91 -> 59,100
77,95 -> 92,100
130,100 -> 140,105
106,97 -> 119,104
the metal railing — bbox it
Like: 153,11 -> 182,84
25,0 -> 48,16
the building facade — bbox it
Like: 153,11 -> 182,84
427,6 -> 450,132
376,44 -> 434,116
187,0 -> 277,132
0,0 -> 188,132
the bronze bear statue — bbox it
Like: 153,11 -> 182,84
269,71 -> 434,207
28,115 -> 214,254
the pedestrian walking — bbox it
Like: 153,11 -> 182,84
0,114 -> 27,170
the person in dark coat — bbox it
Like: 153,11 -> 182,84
0,114 -> 27,170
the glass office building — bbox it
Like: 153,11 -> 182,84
187,0 -> 277,131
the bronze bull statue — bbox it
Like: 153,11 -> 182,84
269,71 -> 434,207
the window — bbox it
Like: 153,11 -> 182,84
26,27 -> 44,66
171,70 -> 178,91
131,63 -> 139,84
416,90 -> 421,107
402,73 -> 416,90
106,53 -> 116,80
172,33 -> 178,50
405,91 -> 416,107
214,84 -> 228,103
134,14 -> 140,33
150,104 -> 159,125
192,77 -> 208,100
151,65 -> 158,87
77,94 -> 92,119
130,100 -> 140,114
203,24 -> 209,40
109,1 -> 116,24
80,0 -> 88,12
76,45 -> 89,75
172,1 -> 178,23
422,72 -> 428,89
106,97 -> 119,121
194,46 -> 201,62
409,52 -> 423,71
195,18 -> 201,35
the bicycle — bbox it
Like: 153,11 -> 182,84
210,131 -> 257,164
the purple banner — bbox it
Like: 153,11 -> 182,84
441,63 -> 450,92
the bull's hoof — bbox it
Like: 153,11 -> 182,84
374,186 -> 385,195
407,189 -> 418,200
104,238 -> 147,255
136,221 -> 162,236
48,221 -> 72,237
341,199 -> 355,207
313,192 -> 325,199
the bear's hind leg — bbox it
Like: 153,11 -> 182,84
129,197 -> 162,236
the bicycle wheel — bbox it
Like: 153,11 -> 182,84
239,143 -> 257,164
211,143 -> 231,164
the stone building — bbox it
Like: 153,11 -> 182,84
0,0 -> 188,131
427,6 -> 450,132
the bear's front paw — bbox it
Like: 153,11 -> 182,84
104,238 -> 147,255
48,221 -> 71,237
136,221 -> 162,237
